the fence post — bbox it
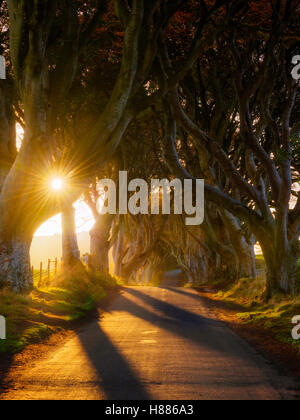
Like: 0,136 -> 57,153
55,258 -> 58,275
39,262 -> 43,286
48,259 -> 51,283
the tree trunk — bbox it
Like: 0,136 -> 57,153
220,210 -> 257,279
90,214 -> 114,273
263,240 -> 298,298
62,203 -> 80,267
237,239 -> 257,279
113,230 -> 126,277
0,81 -> 16,191
184,270 -> 194,286
142,265 -> 153,285
0,142 -> 61,292
0,234 -> 32,292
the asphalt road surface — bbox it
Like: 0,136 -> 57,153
0,286 -> 295,400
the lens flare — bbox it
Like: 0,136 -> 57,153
51,178 -> 64,191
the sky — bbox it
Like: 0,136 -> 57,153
16,123 -> 96,238
34,200 -> 95,237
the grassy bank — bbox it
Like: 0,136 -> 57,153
0,267 -> 118,354
207,261 -> 300,354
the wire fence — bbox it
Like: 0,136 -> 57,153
32,258 -> 61,287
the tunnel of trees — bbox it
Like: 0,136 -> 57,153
0,0 -> 299,300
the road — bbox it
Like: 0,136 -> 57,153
0,286 -> 295,400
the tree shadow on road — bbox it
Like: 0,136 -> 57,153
163,287 -> 247,312
0,354 -> 14,396
122,288 -> 260,363
75,287 -> 226,400
0,287 -> 281,400
77,318 -> 151,400
126,287 -> 213,325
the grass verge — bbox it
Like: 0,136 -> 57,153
0,266 -> 118,354
207,271 -> 300,355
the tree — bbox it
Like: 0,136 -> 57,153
61,202 -> 81,267
85,175 -> 117,273
1,0 -> 192,291
159,0 -> 299,297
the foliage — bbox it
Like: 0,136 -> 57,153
213,273 -> 300,353
0,268 -> 118,354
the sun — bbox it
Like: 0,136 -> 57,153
51,178 -> 64,191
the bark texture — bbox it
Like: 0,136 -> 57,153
90,214 -> 114,273
62,203 -> 80,267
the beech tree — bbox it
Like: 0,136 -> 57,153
159,0 -> 300,296
1,0 -> 205,291
61,202 -> 81,267
0,0 -> 104,290
85,170 -> 118,273
109,94 -> 257,285
156,108 -> 257,282
0,3 -> 15,189
2,0 -> 296,298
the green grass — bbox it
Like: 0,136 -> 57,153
213,273 -> 300,354
0,266 -> 118,354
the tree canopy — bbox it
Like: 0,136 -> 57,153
0,0 -> 299,299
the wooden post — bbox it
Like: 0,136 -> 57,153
48,259 -> 51,283
55,258 -> 58,275
39,262 -> 43,286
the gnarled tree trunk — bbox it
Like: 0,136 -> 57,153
0,140 -> 58,291
261,235 -> 299,298
90,214 -> 114,273
62,203 -> 80,267
220,210 -> 257,279
0,234 -> 32,292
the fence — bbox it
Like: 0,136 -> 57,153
32,258 -> 61,287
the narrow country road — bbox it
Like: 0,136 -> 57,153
0,286 -> 295,400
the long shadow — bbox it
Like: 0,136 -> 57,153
163,287 -> 247,312
77,299 -> 280,399
0,287 -> 261,400
160,286 -> 206,301
122,288 -> 285,376
126,287 -> 210,325
119,289 -> 255,363
0,290 -> 150,400
0,354 -> 14,396
75,298 -> 272,400
197,293 -> 248,312
77,317 -> 150,400
75,290 -> 225,400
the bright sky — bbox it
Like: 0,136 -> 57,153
34,200 -> 95,237
16,124 -> 96,237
